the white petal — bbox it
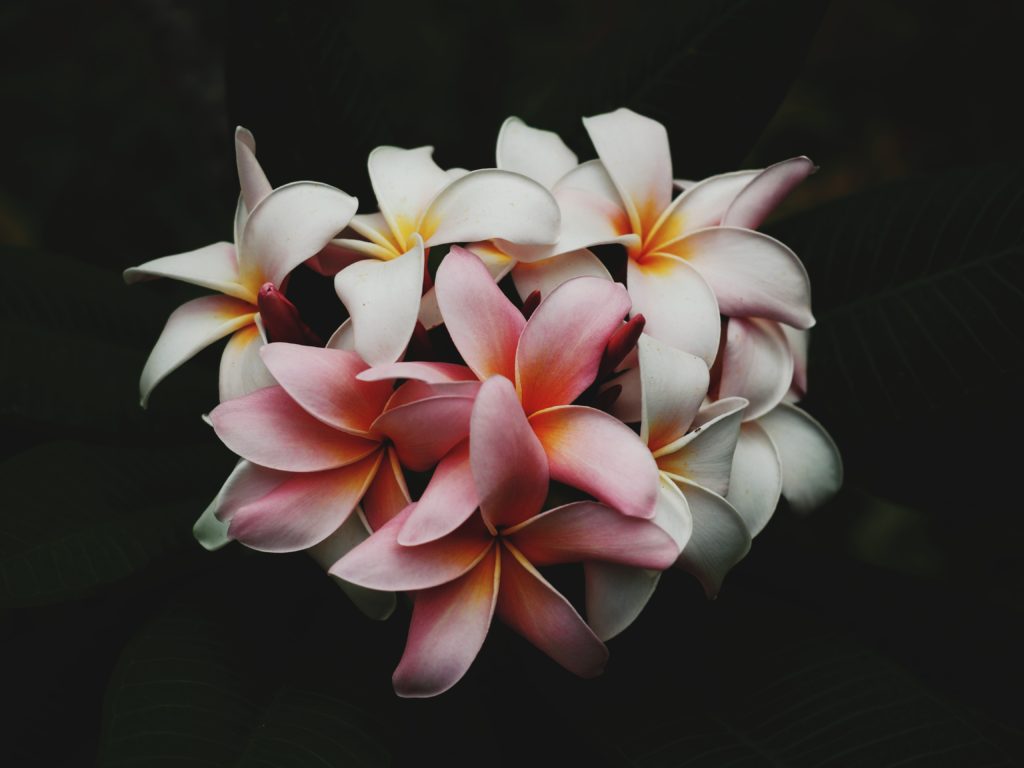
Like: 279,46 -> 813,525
723,156 -> 815,230
193,497 -> 232,551
638,334 -> 710,452
368,145 -> 451,251
782,325 -> 809,401
325,319 -> 356,352
656,397 -> 748,496
646,170 -> 759,248
584,563 -> 660,642
674,479 -> 751,598
717,317 -> 794,420
757,403 -> 843,514
234,126 -> 272,212
725,421 -> 782,537
604,366 -> 642,424
496,116 -> 578,189
218,324 -> 276,402
124,242 -> 251,302
510,248 -> 610,301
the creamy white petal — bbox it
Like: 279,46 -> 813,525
757,403 -> 843,514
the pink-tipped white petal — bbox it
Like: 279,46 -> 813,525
334,236 -> 425,366
218,324 -> 275,402
140,295 -> 255,407
646,170 -> 760,248
496,117 -> 578,189
510,248 -> 611,302
393,546 -> 499,698
529,405 -> 658,519
399,441 -> 479,545
239,181 -> 358,289
497,542 -> 608,678
717,318 -> 794,420
757,404 -> 843,514
583,108 -> 672,236
210,386 -> 379,472
584,564 -> 660,642
361,447 -> 411,531
470,377 -> 549,529
124,242 -> 250,301
234,126 -> 272,213
357,361 -> 477,385
516,277 -> 630,414
662,227 -> 814,329
626,254 -> 721,366
259,343 -> 392,434
782,325 -> 809,401
370,394 -> 475,472
723,156 -> 815,230
725,421 -> 782,537
434,244 -> 525,381
655,397 -> 748,496
637,334 -> 710,452
367,146 -> 451,250
674,478 -> 751,598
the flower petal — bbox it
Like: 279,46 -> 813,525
334,236 -> 425,366
626,254 -> 721,366
304,239 -> 374,276
674,478 -> 751,598
228,451 -> 382,552
646,170 -> 760,248
193,497 -> 232,552
124,242 -> 250,301
361,447 -> 411,531
757,403 -> 843,514
210,386 -> 380,472
655,397 -> 748,495
723,156 -> 815,230
393,545 -> 499,698
529,405 -> 658,519
516,276 -> 630,414
212,459 -> 287,524
583,564 -> 659,642
399,440 -> 479,545
782,325 -> 809,401
583,108 -> 672,236
604,367 -> 642,424
661,227 -> 814,329
637,334 -> 710,453
717,317 -> 794,420
725,421 -> 782,537
260,343 -> 392,434
510,248 -> 611,302
234,126 -> 273,212
470,377 -> 548,529
367,145 -> 451,251
496,116 -> 578,189
357,361 -> 477,385
497,542 -> 608,678
140,295 -> 255,407
218,323 -> 276,402
239,181 -> 358,289
435,244 -> 525,381
370,394 -> 474,472
325,319 -> 355,352
330,508 -> 492,591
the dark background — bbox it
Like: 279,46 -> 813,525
2,1 -> 1023,765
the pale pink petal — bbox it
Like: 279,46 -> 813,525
674,478 -> 751,598
757,403 -> 843,514
655,397 -> 748,495
330,507 -> 492,591
645,170 -> 760,248
210,386 -> 380,472
470,376 -> 548,529
510,248 -> 611,302
399,440 -> 479,545
228,451 -> 382,552
334,236 -> 425,366
717,317 -> 794,420
661,227 -> 814,329
725,421 -> 782,537
529,405 -> 658,519
421,169 -> 560,248
234,126 -> 272,212
782,325 -> 809,401
584,564 -> 660,641
435,244 -> 525,381
212,460 -> 287,524
723,156 -> 815,230
357,361 -> 477,385
637,334 -> 710,453
583,108 -> 672,236
626,254 -> 721,366
506,501 -> 678,569
361,447 -> 411,531
497,542 -> 608,678
124,242 -> 251,302
516,277 -> 630,414
260,343 -> 392,434
382,379 -> 480,410
218,324 -> 275,402
238,181 -> 358,289
140,295 -> 255,407
370,394 -> 474,472
367,146 -> 451,251
496,117 -> 578,189
393,546 -> 499,698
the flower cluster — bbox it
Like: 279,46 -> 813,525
127,108 -> 842,697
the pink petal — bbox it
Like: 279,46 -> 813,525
140,295 -> 256,407
392,546 -> 499,698
370,394 -> 475,472
723,156 -> 815,230
260,343 -> 392,435
725,421 -> 782,536
529,405 -> 658,519
757,403 -> 843,514
717,317 -> 794,420
213,459 -> 287,525
584,563 -> 660,642
228,451 -> 382,552
637,334 -> 710,453
361,447 -> 412,531
645,170 -> 760,248
510,249 -> 611,303
218,324 -> 276,402
399,440 -> 479,545
470,376 -> 549,529
330,508 -> 492,591
626,254 -> 721,366
496,116 -> 578,189
210,386 -> 380,472
234,126 -> 272,213
357,361 -> 477,385
124,242 -> 250,302
383,379 -> 480,411
434,245 -> 525,381
506,501 -> 678,569
674,478 -> 751,598
516,276 -> 630,414
497,542 -> 608,678
655,397 -> 748,496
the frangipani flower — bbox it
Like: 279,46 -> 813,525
590,334 -> 752,640
325,145 -> 562,366
125,128 -> 358,405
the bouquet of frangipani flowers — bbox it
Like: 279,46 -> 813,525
126,107 -> 842,697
